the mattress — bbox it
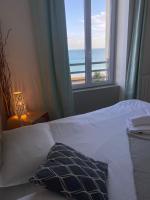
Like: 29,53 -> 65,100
1,99 -> 150,200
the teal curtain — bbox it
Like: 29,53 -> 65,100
30,0 -> 74,119
125,0 -> 148,99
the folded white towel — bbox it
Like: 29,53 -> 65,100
127,119 -> 150,134
131,115 -> 150,127
128,131 -> 150,140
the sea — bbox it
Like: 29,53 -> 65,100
68,48 -> 107,73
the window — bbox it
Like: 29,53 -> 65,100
65,0 -> 116,89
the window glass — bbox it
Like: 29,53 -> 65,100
65,0 -> 115,88
65,0 -> 85,85
91,0 -> 109,83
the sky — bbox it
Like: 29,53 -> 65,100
65,0 -> 106,50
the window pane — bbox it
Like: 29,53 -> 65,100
91,0 -> 110,83
65,0 -> 85,85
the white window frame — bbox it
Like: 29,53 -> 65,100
69,0 -> 117,90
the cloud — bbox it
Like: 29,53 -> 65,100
67,12 -> 106,49
80,12 -> 106,33
92,12 -> 106,34
67,35 -> 84,50
91,12 -> 106,48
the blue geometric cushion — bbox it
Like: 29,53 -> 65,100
29,143 -> 108,200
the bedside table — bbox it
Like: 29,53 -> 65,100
6,112 -> 49,130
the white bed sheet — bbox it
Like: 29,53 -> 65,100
18,189 -> 66,200
49,99 -> 150,200
3,99 -> 150,200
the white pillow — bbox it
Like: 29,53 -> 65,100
0,123 -> 55,187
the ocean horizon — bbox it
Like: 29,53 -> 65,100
68,48 -> 107,73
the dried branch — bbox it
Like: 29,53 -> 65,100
0,24 -> 13,117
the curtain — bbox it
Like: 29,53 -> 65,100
125,0 -> 148,99
30,0 -> 74,119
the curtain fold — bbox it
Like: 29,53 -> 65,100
30,0 -> 74,119
125,0 -> 148,99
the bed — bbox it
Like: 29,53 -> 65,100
0,99 -> 150,200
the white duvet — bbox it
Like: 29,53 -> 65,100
18,100 -> 150,200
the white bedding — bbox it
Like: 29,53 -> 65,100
49,99 -> 150,200
2,99 -> 150,200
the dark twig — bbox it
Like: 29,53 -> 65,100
0,24 -> 13,117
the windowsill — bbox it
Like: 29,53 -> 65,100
73,84 -> 118,93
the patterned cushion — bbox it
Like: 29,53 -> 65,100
29,143 -> 108,200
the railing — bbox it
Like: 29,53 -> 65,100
70,61 -> 108,84
70,61 -> 107,74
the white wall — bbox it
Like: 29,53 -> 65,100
0,0 -> 44,112
115,0 -> 129,99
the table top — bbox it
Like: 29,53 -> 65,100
6,111 -> 49,130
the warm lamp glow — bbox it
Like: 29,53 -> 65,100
20,114 -> 28,121
13,92 -> 27,117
